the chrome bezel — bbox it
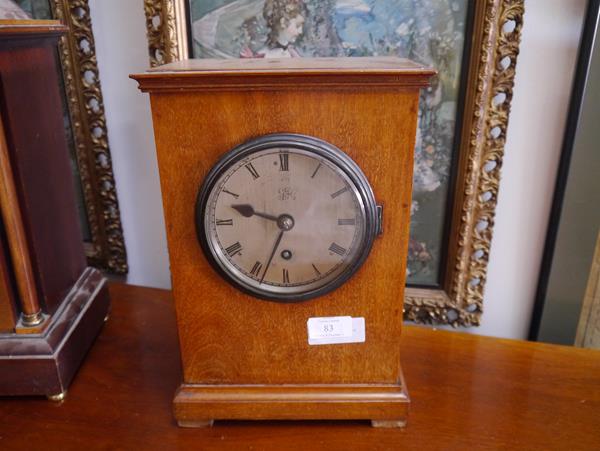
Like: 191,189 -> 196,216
195,133 -> 379,303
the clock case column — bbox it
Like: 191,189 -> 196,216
132,58 -> 433,427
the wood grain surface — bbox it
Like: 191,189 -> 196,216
0,20 -> 66,38
0,114 -> 41,319
0,268 -> 109,397
147,88 -> 418,387
0,23 -> 85,315
132,57 -> 432,423
133,56 -> 435,92
0,23 -> 109,396
1,283 -> 599,450
0,224 -> 17,332
146,56 -> 431,73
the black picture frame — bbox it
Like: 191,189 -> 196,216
529,0 -> 600,341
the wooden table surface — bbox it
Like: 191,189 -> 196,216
1,284 -> 599,450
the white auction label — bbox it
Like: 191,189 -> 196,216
307,316 -> 365,345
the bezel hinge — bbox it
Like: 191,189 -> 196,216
376,204 -> 383,236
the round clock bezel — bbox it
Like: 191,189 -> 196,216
195,133 -> 379,303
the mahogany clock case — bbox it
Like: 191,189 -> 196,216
0,21 -> 109,398
132,57 -> 434,425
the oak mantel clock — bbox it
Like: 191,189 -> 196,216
132,57 -> 433,427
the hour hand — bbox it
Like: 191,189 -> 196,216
231,204 -> 278,222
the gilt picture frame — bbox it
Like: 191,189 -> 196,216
142,0 -> 524,326
14,0 -> 128,274
52,0 -> 127,274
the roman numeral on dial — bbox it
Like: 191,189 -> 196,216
216,219 -> 233,226
225,241 -> 242,257
279,152 -> 289,171
222,189 -> 239,198
337,218 -> 356,226
282,268 -> 290,284
330,186 -> 348,199
250,261 -> 262,276
245,163 -> 260,179
328,242 -> 346,256
311,162 -> 322,178
311,264 -> 321,276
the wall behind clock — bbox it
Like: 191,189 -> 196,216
88,0 -> 586,339
89,0 -> 170,289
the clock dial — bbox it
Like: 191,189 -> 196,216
196,134 -> 378,302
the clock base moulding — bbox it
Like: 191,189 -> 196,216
0,268 -> 109,398
174,375 -> 410,427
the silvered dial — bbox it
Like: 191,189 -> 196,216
196,134 -> 379,302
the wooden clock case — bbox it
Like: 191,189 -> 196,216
0,21 -> 109,399
132,57 -> 433,427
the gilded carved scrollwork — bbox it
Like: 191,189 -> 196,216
403,0 -> 524,327
144,0 -> 186,67
51,0 -> 127,274
141,0 -> 524,326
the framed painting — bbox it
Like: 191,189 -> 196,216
12,0 -> 127,274
143,0 -> 524,326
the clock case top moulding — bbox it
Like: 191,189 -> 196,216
131,57 -> 434,427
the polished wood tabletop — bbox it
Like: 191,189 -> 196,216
1,283 -> 599,450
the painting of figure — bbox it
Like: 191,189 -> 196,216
188,0 -> 469,286
0,0 -> 30,18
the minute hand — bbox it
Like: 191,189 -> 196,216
231,204 -> 278,222
259,230 -> 284,284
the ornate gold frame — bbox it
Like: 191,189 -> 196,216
142,0 -> 524,326
51,0 -> 127,274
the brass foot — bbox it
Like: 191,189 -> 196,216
47,391 -> 67,402
21,311 -> 44,327
371,419 -> 406,428
177,419 -> 214,428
